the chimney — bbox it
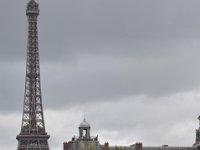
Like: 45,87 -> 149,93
104,142 -> 109,150
63,142 -> 69,150
135,143 -> 142,150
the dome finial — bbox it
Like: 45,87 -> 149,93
83,113 -> 86,122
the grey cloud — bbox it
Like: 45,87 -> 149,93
41,48 -> 200,109
83,95 -> 200,146
0,0 -> 200,110
0,0 -> 26,62
0,63 -> 24,112
38,0 -> 200,60
2,0 -> 200,62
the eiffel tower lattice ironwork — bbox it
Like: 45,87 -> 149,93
16,0 -> 50,149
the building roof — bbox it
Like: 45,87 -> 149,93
143,146 -> 197,150
108,146 -> 197,150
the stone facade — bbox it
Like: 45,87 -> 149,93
64,140 -> 101,150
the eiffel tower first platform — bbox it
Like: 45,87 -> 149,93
16,0 -> 50,149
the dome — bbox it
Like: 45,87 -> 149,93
79,118 -> 90,128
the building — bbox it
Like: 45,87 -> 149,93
64,116 -> 200,150
64,118 -> 101,150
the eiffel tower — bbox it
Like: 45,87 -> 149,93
16,0 -> 50,149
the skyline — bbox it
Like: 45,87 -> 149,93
0,0 -> 200,150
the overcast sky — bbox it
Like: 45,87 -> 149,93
1,0 -> 200,150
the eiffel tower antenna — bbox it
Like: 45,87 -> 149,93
16,0 -> 50,149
